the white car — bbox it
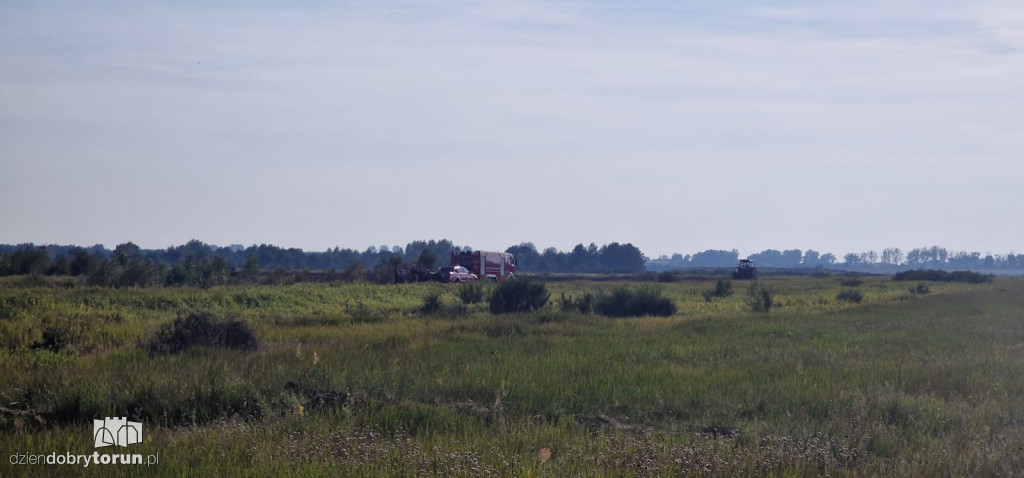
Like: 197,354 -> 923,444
434,266 -> 479,282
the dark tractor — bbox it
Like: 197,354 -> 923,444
733,259 -> 758,280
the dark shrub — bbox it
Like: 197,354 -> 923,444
32,326 -> 73,353
148,311 -> 258,355
420,293 -> 442,314
839,278 -> 863,287
657,271 -> 677,283
558,292 -> 596,314
595,287 -> 676,318
575,292 -> 596,314
703,279 -> 734,302
457,282 -> 486,304
489,278 -> 550,314
836,288 -> 864,303
747,282 -> 774,313
909,283 -> 930,295
715,279 -> 734,296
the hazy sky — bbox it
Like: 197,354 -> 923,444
2,1 -> 1021,258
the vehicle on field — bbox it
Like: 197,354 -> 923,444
733,259 -> 758,280
451,250 -> 517,282
434,266 -> 479,283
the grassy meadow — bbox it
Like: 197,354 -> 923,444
1,274 -> 1022,476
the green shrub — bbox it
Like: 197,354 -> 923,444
488,278 -> 549,314
32,326 -> 74,353
909,283 -> 930,295
839,278 -> 863,287
657,271 -> 677,283
147,311 -> 258,355
703,279 -> 734,302
559,292 -> 596,314
747,282 -> 774,313
574,292 -> 596,314
420,293 -> 442,314
457,283 -> 486,304
594,287 -> 676,318
836,288 -> 864,303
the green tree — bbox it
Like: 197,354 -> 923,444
69,249 -> 102,276
10,246 -> 51,275
201,255 -> 231,288
416,248 -> 438,270
240,254 -> 260,284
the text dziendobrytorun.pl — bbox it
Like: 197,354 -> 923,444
9,452 -> 159,467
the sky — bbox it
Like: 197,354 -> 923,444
1,0 -> 1022,258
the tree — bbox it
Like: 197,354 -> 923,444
748,249 -> 784,267
782,249 -> 803,267
9,246 -> 51,275
689,249 -> 739,268
907,248 -> 925,266
50,255 -> 71,275
240,254 -> 260,283
881,247 -> 903,266
416,248 -> 438,270
112,242 -> 142,265
861,251 -> 878,265
69,248 -> 102,276
201,255 -> 231,288
505,243 -> 540,272
598,242 -> 645,273
803,250 -> 821,266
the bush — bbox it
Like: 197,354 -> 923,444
574,292 -> 596,314
747,282 -> 774,313
594,287 -> 676,318
909,283 -> 930,295
839,278 -> 863,287
657,271 -> 677,283
558,292 -> 596,314
32,326 -> 74,353
147,311 -> 258,355
702,279 -> 734,302
489,278 -> 550,314
420,293 -> 442,314
836,288 -> 863,303
457,282 -> 486,304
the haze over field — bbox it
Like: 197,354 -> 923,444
2,1 -> 1021,257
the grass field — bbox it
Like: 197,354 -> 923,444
1,274 -> 1022,476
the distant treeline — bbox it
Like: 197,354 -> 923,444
1,241 -> 1020,288
0,240 -> 647,287
647,246 -> 1024,273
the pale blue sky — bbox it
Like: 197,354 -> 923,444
2,1 -> 1021,257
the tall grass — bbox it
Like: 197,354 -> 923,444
0,276 -> 1022,475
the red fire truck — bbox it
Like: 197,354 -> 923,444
450,250 -> 517,282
